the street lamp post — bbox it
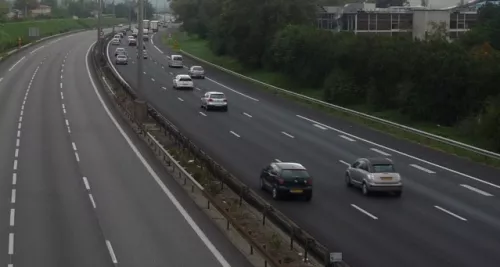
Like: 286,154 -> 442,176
97,0 -> 102,40
112,0 -> 116,33
137,0 -> 144,95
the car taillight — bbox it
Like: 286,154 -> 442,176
277,178 -> 284,184
223,99 -> 227,102
208,98 -> 213,102
306,179 -> 312,185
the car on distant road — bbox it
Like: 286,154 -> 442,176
168,54 -> 183,68
138,49 -> 148,59
345,157 -> 402,197
200,91 -> 228,111
115,54 -> 128,65
172,74 -> 193,90
114,34 -> 121,39
260,162 -> 312,201
114,47 -> 126,56
188,66 -> 205,79
128,37 -> 136,46
111,38 -> 120,45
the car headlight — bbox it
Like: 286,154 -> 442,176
367,174 -> 375,180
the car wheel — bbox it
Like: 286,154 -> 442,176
394,191 -> 402,198
260,178 -> 265,190
272,187 -> 280,200
305,193 -> 312,202
223,106 -> 228,112
362,183 -> 370,196
345,174 -> 352,187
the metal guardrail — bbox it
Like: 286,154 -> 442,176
179,49 -> 500,161
97,32 -> 348,267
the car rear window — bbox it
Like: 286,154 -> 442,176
210,94 -> 225,99
172,56 -> 182,61
281,169 -> 310,179
372,164 -> 395,173
179,77 -> 192,81
192,66 -> 203,71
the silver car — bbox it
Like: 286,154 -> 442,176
188,66 -> 205,79
345,157 -> 402,197
111,38 -> 120,45
114,47 -> 125,57
115,55 -> 128,65
201,91 -> 228,111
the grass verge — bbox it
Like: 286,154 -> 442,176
0,18 -> 126,53
163,32 -> 500,169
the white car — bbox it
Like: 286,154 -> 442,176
201,91 -> 228,111
111,38 -> 120,45
172,74 -> 193,90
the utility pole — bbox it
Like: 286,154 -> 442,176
137,0 -> 144,96
97,0 -> 102,41
112,0 -> 116,33
128,0 -> 132,29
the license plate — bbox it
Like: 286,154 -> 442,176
290,189 -> 303,193
381,177 -> 392,180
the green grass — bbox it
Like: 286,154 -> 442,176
0,18 -> 126,53
163,33 -> 500,169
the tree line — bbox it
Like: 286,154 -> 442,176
2,0 -> 155,21
172,0 -> 500,152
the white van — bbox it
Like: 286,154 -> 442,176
168,55 -> 183,68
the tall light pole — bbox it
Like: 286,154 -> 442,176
128,0 -> 132,29
137,0 -> 144,96
112,0 -> 116,33
97,0 -> 102,40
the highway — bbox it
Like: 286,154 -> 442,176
0,29 -> 252,267
107,26 -> 500,267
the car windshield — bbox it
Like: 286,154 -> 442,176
179,77 -> 192,81
210,94 -> 225,99
281,169 -> 310,180
372,164 -> 395,173
192,66 -> 203,71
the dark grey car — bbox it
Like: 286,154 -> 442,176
260,162 -> 313,201
115,55 -> 128,65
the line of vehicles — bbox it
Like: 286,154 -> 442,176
110,28 -> 405,201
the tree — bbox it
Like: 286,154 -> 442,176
13,0 -> 38,12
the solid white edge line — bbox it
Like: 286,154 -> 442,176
230,131 -> 240,138
370,148 -> 391,156
460,184 -> 493,196
313,124 -> 327,130
206,77 -> 259,102
409,164 -> 435,174
86,42 -> 232,267
339,135 -> 355,142
351,204 -> 378,220
106,240 -> 118,263
9,56 -> 25,72
8,233 -> 14,255
434,205 -> 467,221
83,177 -> 91,190
296,114 -> 500,190
9,209 -> 15,226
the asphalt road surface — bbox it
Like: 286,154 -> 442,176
106,27 -> 500,267
0,29 -> 252,267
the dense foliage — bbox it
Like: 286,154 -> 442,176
172,0 -> 500,151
